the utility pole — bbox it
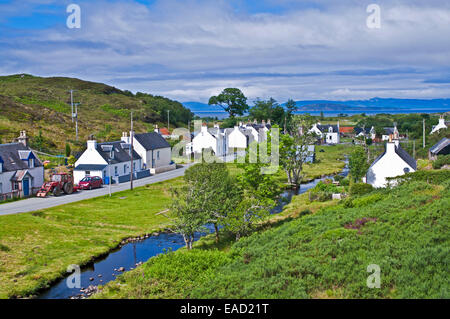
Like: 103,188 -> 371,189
70,90 -> 74,123
75,102 -> 79,141
413,140 -> 416,159
422,118 -> 426,148
167,110 -> 170,131
130,111 -> 134,191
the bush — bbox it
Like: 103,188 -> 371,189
349,183 -> 374,196
432,155 -> 450,169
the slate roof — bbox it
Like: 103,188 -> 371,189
74,164 -> 108,171
134,132 -> 171,151
317,124 -> 339,133
0,143 -> 42,172
96,141 -> 141,164
384,127 -> 395,135
354,127 -> 372,135
369,143 -> 417,171
429,138 -> 450,155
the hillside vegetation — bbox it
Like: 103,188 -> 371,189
96,170 -> 450,299
0,74 -> 192,153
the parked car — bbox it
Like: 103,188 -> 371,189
78,176 -> 103,190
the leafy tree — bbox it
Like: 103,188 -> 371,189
184,163 -> 241,243
284,99 -> 298,133
65,143 -> 71,158
169,186 -> 208,250
249,98 -> 285,126
349,146 -> 369,183
279,115 -> 317,187
33,130 -> 45,152
208,88 -> 248,118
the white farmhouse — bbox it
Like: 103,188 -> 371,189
225,125 -> 256,158
0,132 -> 44,199
430,116 -> 448,134
366,140 -> 416,188
309,123 -> 340,144
121,131 -> 175,174
192,124 -> 227,157
74,140 -> 143,185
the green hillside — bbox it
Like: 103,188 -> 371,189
95,170 -> 450,299
0,74 -> 193,153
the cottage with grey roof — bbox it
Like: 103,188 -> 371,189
0,132 -> 44,199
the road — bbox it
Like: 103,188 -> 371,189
0,165 -> 192,216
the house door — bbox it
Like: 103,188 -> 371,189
23,179 -> 30,196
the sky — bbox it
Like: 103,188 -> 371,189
0,0 -> 450,103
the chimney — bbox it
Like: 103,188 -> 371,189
121,132 -> 129,143
253,119 -> 257,124
201,124 -> 208,133
87,140 -> 97,150
267,119 -> 271,125
262,120 -> 266,126
214,122 -> 219,129
239,122 -> 243,127
154,124 -> 159,134
439,116 -> 445,126
17,130 -> 28,147
386,141 -> 396,154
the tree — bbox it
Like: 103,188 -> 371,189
279,115 -> 318,188
249,98 -> 285,126
65,143 -> 71,158
169,186 -> 208,250
208,88 -> 248,118
184,163 -> 241,243
223,142 -> 281,241
349,146 -> 369,183
284,99 -> 298,133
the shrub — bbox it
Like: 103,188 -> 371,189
349,183 -> 374,196
432,155 -> 450,169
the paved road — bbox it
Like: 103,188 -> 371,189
0,165 -> 192,216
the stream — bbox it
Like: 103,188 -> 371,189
38,159 -> 349,299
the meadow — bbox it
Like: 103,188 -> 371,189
95,170 -> 450,299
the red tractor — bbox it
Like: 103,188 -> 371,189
37,173 -> 77,197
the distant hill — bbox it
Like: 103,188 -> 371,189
0,74 -> 193,153
184,98 -> 450,117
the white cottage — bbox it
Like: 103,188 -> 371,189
366,140 -> 416,188
121,131 -> 175,174
309,123 -> 340,144
192,124 -> 227,157
74,140 -> 143,185
430,116 -> 448,134
0,137 -> 44,199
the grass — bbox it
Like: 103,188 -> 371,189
227,144 -> 351,185
0,178 -> 184,298
94,171 -> 450,299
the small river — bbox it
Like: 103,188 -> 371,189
38,160 -> 349,299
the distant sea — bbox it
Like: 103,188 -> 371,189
183,98 -> 450,119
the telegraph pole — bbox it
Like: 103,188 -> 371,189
167,110 -> 170,131
423,118 -> 426,148
70,90 -> 74,123
130,111 -> 134,191
75,102 -> 79,141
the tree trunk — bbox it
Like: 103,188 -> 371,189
183,236 -> 191,250
235,232 -> 241,241
214,223 -> 220,243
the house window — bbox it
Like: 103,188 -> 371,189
0,182 -> 2,194
29,158 -> 34,168
0,163 -> 2,173
114,166 -> 118,176
85,171 -> 91,176
13,182 -> 19,190
124,164 -> 127,174
157,151 -> 160,160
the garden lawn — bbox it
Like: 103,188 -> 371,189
0,178 -> 183,298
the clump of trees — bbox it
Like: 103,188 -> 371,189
169,147 -> 281,248
349,146 -> 369,183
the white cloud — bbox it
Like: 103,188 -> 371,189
1,0 -> 450,102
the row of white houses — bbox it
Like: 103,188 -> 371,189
73,129 -> 175,185
189,120 -> 271,158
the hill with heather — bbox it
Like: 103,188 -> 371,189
0,74 -> 193,153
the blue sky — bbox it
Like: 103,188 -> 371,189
1,0 -> 450,103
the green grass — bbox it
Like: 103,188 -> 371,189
0,178 -> 183,298
95,171 -> 450,299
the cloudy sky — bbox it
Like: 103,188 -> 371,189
0,0 -> 449,103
